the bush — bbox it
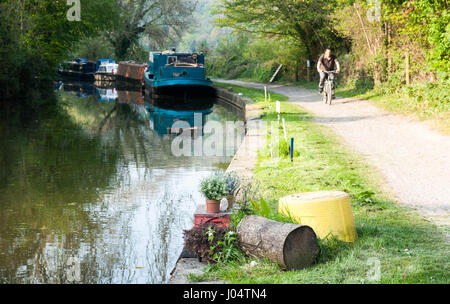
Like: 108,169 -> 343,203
199,174 -> 227,200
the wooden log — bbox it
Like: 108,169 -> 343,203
237,215 -> 320,270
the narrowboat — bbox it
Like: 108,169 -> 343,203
95,59 -> 118,82
58,58 -> 96,81
144,50 -> 213,96
116,61 -> 148,88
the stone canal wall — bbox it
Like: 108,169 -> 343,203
214,87 -> 251,121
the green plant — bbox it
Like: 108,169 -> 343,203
184,225 -> 229,262
199,174 -> 227,200
249,197 -> 272,218
207,226 -> 244,263
183,225 -> 244,264
214,171 -> 241,195
356,190 -> 375,205
278,138 -> 290,157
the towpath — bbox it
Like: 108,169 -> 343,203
216,79 -> 450,227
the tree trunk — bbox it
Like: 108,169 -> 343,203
237,215 -> 320,270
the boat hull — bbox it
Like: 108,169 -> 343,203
145,75 -> 214,98
59,70 -> 95,81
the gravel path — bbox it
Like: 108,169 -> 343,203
216,79 -> 450,226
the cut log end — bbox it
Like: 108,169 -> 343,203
283,226 -> 320,270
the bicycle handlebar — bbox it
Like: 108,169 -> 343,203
322,70 -> 336,73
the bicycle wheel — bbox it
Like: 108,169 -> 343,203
326,81 -> 332,105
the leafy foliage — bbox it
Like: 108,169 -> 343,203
203,0 -> 448,118
199,173 -> 228,200
207,226 -> 243,263
249,197 -> 272,218
183,225 -> 243,263
0,0 -> 117,111
213,171 -> 241,196
105,0 -> 197,60
215,0 -> 345,60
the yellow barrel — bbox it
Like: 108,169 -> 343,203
279,191 -> 357,242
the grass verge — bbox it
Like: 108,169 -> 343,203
192,82 -> 450,283
213,81 -> 289,103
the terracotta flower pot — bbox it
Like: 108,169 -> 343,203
226,195 -> 235,210
206,199 -> 221,213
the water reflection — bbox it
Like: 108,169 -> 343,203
96,87 -> 118,102
146,103 -> 213,136
0,81 -> 244,283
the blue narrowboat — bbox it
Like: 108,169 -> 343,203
144,50 -> 213,96
58,58 -> 96,81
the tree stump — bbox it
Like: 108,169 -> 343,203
237,215 -> 320,270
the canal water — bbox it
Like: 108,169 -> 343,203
0,82 -> 244,283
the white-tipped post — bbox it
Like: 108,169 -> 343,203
264,86 -> 267,103
282,118 -> 288,142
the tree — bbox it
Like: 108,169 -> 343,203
215,0 -> 346,62
0,0 -> 117,109
106,0 -> 198,60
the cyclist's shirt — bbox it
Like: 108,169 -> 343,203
318,54 -> 338,71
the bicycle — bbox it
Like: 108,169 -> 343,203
322,70 -> 336,105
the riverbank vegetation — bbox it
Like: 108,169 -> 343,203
188,82 -> 449,283
195,0 -> 449,126
73,0 -> 197,62
0,0 -> 196,119
0,0 -> 117,115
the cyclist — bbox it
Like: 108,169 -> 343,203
317,48 -> 341,99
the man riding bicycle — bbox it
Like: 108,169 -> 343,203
317,48 -> 341,99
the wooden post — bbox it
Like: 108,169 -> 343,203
237,215 -> 320,270
386,22 -> 392,77
269,64 -> 283,83
306,60 -> 311,82
405,51 -> 410,86
290,137 -> 294,162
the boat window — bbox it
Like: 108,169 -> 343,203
177,55 -> 197,64
168,56 -> 177,65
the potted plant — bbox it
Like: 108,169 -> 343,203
199,174 -> 227,213
224,172 -> 240,209
214,171 -> 240,210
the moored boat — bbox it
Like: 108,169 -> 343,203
95,59 -> 118,82
144,50 -> 213,97
58,58 -> 96,81
116,61 -> 148,88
